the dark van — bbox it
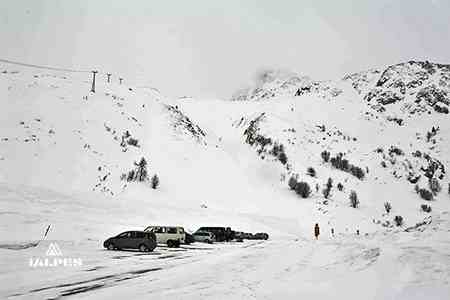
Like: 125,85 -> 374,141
103,231 -> 157,252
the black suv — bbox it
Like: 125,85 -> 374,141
104,231 -> 157,252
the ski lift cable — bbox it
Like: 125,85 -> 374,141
0,58 -> 93,73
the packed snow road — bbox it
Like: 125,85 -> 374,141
1,225 -> 449,300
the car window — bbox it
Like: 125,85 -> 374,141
117,232 -> 130,238
178,228 -> 184,234
135,232 -> 145,238
167,227 -> 178,234
154,227 -> 165,233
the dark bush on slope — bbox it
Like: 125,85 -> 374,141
295,181 -> 312,198
127,137 -> 139,147
288,176 -> 298,190
151,174 -> 160,189
421,204 -> 432,213
384,202 -> 392,213
418,188 -> 433,201
327,152 -> 365,180
121,157 -> 149,183
322,178 -> 333,199
428,178 -> 441,195
321,150 -> 331,162
349,191 -> 359,208
394,215 -> 403,226
307,167 -> 316,177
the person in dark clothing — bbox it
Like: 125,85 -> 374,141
314,223 -> 320,240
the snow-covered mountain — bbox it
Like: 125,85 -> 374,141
1,60 -> 449,299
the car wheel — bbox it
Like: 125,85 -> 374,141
107,243 -> 115,250
139,244 -> 149,252
167,240 -> 173,248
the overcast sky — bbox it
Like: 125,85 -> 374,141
1,0 -> 449,98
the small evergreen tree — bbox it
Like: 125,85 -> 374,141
321,150 -> 331,162
322,177 -> 333,199
337,182 -> 344,191
394,215 -> 403,226
151,174 -> 159,189
307,167 -> 316,177
349,190 -> 359,208
126,170 -> 136,182
384,202 -> 392,214
134,157 -> 149,182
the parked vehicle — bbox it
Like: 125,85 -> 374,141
144,226 -> 185,247
242,232 -> 254,240
103,231 -> 156,252
254,232 -> 269,240
196,227 -> 234,242
234,231 -> 245,239
185,232 -> 195,245
193,231 -> 215,243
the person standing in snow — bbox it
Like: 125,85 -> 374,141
314,223 -> 320,240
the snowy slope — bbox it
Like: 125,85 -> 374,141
0,60 -> 449,299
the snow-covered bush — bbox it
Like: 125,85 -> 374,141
394,215 -> 403,226
384,202 -> 392,213
295,181 -> 311,198
421,204 -> 432,213
349,191 -> 359,208
337,182 -> 344,191
151,174 -> 159,189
